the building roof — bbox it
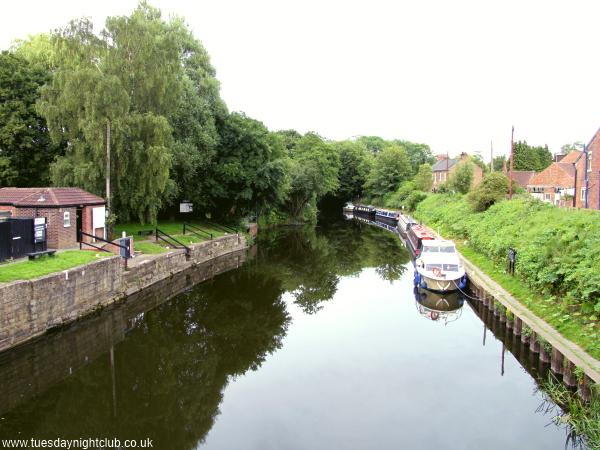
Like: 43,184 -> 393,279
511,171 -> 536,188
559,150 -> 583,164
432,158 -> 459,172
528,163 -> 576,188
0,188 -> 105,207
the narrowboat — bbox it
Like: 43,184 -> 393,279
414,286 -> 464,324
406,224 -> 435,257
375,208 -> 400,222
398,214 -> 417,238
413,239 -> 467,292
354,204 -> 376,216
343,202 -> 355,213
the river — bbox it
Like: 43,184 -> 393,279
0,218 -> 582,449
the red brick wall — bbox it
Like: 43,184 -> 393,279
2,207 -> 77,249
576,131 -> 600,209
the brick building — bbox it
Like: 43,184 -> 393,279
0,188 -> 106,249
575,128 -> 600,209
526,152 -> 580,207
431,152 -> 484,190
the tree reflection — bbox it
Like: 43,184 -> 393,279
0,220 -> 410,449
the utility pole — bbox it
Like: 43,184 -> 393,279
509,126 -> 514,200
105,119 -> 111,238
490,140 -> 494,172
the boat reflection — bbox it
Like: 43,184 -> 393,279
413,286 -> 465,325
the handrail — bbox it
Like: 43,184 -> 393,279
79,231 -> 131,266
155,228 -> 191,256
204,221 -> 238,234
183,222 -> 212,240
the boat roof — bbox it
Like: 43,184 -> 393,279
422,239 -> 455,247
410,225 -> 435,239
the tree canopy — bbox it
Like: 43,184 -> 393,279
513,140 -> 552,172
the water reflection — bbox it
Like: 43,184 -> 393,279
414,286 -> 465,325
0,222 -> 411,449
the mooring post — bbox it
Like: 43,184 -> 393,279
539,343 -> 550,363
562,360 -> 577,387
579,375 -> 592,402
513,317 -> 522,336
529,331 -> 539,353
550,348 -> 564,375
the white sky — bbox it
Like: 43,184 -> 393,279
2,0 -> 599,159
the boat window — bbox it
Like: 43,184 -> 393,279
426,264 -> 442,270
443,264 -> 459,271
423,246 -> 439,253
440,246 -> 455,253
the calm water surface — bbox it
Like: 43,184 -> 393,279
0,220 -> 577,449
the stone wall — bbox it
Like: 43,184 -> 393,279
0,234 -> 247,353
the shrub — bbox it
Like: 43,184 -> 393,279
468,172 -> 509,212
449,161 -> 474,194
405,191 -> 428,211
384,181 -> 416,209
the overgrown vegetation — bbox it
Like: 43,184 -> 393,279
414,194 -> 600,358
540,374 -> 600,450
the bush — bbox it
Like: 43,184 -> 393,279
449,161 -> 474,194
468,172 -> 509,212
405,191 -> 428,211
384,181 -> 416,209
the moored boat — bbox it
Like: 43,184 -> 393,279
354,204 -> 376,216
375,208 -> 400,222
413,239 -> 467,292
413,286 -> 464,324
398,214 -> 417,238
343,202 -> 355,213
406,224 -> 435,257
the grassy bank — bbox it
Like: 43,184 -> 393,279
0,251 -> 111,283
414,194 -> 600,360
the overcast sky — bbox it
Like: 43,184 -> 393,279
2,0 -> 599,158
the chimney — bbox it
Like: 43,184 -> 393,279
460,152 -> 468,160
435,154 -> 447,161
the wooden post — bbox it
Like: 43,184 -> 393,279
539,343 -> 550,363
529,331 -> 540,353
513,317 -> 522,336
562,360 -> 577,387
579,375 -> 592,402
551,348 -> 564,375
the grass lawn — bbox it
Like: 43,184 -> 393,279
0,251 -> 111,283
114,221 -> 228,241
134,241 -> 167,254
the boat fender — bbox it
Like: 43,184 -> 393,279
459,275 -> 467,289
413,272 -> 421,286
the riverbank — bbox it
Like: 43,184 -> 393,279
0,234 -> 247,353
412,194 -> 600,362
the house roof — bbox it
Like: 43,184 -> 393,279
559,150 -> 583,164
0,188 -> 105,207
432,158 -> 459,172
511,171 -> 536,188
528,163 -> 576,188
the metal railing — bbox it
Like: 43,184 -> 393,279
183,222 -> 213,240
204,221 -> 238,234
156,228 -> 191,256
79,231 -> 131,266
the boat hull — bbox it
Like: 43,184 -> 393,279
414,271 -> 467,292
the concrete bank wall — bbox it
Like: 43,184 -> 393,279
0,234 -> 247,353
0,249 -> 246,415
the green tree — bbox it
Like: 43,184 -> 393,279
513,141 -> 552,172
394,140 -> 435,174
334,140 -> 373,200
0,51 -> 62,187
413,163 -> 433,192
365,144 -> 411,199
357,136 -> 387,154
285,133 -> 340,219
39,5 -> 191,223
493,155 -> 507,172
560,141 -> 584,155
467,172 -> 509,211
449,161 -> 474,194
206,112 -> 289,219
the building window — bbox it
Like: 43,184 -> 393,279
545,193 -> 551,201
581,187 -> 586,201
588,151 -> 593,172
64,211 -> 71,227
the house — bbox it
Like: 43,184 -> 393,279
575,128 -> 600,209
431,152 -> 484,190
501,163 -> 536,189
0,187 -> 106,249
526,151 -> 582,207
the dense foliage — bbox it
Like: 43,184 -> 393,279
448,161 -> 474,194
513,140 -> 552,172
467,172 -> 509,211
415,194 -> 600,316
